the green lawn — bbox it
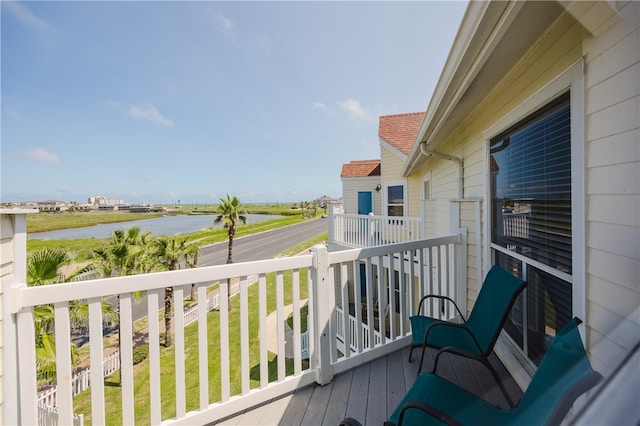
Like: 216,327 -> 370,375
73,269 -> 311,424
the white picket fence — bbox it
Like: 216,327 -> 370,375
183,293 -> 220,327
38,404 -> 84,426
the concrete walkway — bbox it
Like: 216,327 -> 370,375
265,299 -> 308,358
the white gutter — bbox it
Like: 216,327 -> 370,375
419,142 -> 463,199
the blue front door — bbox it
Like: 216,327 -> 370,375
357,191 -> 373,215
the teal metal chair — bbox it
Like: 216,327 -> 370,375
384,317 -> 602,425
409,265 -> 526,406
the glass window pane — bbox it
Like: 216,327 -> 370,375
491,98 -> 572,273
525,266 -> 572,365
490,93 -> 573,365
387,185 -> 404,205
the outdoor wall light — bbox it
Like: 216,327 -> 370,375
375,184 -> 381,192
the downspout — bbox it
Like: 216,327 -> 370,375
419,142 -> 464,199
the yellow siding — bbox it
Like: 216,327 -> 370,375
406,174 -> 421,217
380,146 -> 405,182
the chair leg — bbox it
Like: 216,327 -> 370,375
417,345 -> 428,378
482,358 -> 516,408
409,345 -> 414,362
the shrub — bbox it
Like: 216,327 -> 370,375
132,344 -> 149,365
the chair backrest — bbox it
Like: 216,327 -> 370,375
465,265 -> 527,355
510,317 -> 602,425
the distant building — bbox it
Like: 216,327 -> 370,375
88,196 -> 125,206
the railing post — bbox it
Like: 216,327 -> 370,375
311,244 -> 333,386
328,202 -> 336,245
1,209 -> 37,425
455,228 -> 468,319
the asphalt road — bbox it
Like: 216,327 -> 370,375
197,217 -> 328,266
125,217 -> 328,321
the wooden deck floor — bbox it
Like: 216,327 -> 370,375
216,345 -> 523,425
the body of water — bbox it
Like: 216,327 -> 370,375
29,214 -> 283,240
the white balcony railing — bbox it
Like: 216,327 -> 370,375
2,211 -> 466,425
329,211 -> 423,248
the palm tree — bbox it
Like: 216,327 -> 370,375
215,194 -> 247,265
214,194 -> 247,308
90,226 -> 152,381
91,227 -> 154,278
153,237 -> 197,347
27,248 -> 116,381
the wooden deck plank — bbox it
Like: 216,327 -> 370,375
301,379 -> 333,425
489,352 -> 524,407
449,355 -> 486,398
344,362 -> 370,421
218,345 -> 523,425
365,355 -> 388,425
386,350 -> 407,419
278,385 -> 314,425
259,394 -> 296,425
401,346 -> 424,391
322,368 -> 353,425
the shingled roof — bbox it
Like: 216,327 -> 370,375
378,112 -> 425,155
341,159 -> 381,178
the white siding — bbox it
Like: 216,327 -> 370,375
583,0 -> 640,376
406,1 -> 638,378
0,214 -> 15,423
341,177 -> 382,215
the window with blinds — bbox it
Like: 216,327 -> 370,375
387,185 -> 404,216
490,92 -> 572,365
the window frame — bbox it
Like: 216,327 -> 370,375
384,180 -> 407,218
483,60 -> 585,371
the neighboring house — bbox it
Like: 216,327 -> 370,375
340,159 -> 381,215
378,112 -> 442,237
396,0 -> 639,385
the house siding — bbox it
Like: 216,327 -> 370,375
582,0 -> 640,376
381,146 -> 407,216
381,146 -> 405,184
341,177 -> 382,216
407,2 -> 638,377
414,13 -> 584,298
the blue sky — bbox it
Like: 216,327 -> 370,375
1,1 -> 467,205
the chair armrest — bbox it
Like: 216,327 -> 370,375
416,295 -> 467,321
397,400 -> 463,426
432,345 -> 485,374
423,321 -> 482,354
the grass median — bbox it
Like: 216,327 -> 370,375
73,268 -> 311,424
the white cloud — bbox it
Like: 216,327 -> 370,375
2,1 -> 54,34
213,12 -> 235,34
127,103 -> 174,127
338,99 -> 370,121
313,99 -> 371,122
24,148 -> 61,166
107,101 -> 174,127
312,102 -> 329,112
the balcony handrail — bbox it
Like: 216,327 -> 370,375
7,228 -> 465,425
11,256 -> 313,309
329,211 -> 424,248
